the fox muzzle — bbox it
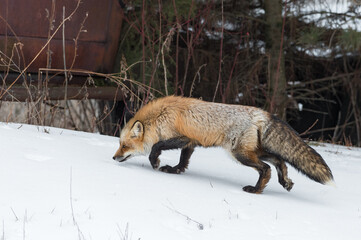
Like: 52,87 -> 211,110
113,154 -> 131,162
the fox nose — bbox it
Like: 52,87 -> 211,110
112,156 -> 116,160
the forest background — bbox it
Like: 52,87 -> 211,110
1,0 -> 361,146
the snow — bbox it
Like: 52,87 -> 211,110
295,0 -> 361,31
1,122 -> 361,240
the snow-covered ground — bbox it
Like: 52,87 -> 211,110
1,122 -> 361,240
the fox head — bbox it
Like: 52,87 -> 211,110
113,121 -> 145,162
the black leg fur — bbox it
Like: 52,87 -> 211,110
149,137 -> 190,169
261,156 -> 294,191
159,146 -> 194,174
233,152 -> 271,193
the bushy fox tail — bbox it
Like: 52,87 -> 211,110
261,116 -> 334,184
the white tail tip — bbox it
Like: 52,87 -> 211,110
325,179 -> 337,188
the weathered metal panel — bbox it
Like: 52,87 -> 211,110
0,0 -> 123,73
1,85 -> 123,101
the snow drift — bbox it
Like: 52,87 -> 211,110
1,122 -> 361,240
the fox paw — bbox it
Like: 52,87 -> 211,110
159,165 -> 184,174
151,158 -> 160,170
243,185 -> 262,194
283,179 -> 294,191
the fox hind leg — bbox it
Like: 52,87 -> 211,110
159,146 -> 194,174
233,150 -> 271,194
262,156 -> 294,191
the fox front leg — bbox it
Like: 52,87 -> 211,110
159,146 -> 194,174
149,137 -> 190,170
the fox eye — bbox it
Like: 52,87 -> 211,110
122,145 -> 127,149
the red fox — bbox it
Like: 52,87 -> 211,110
113,96 -> 333,193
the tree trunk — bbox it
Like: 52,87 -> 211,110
264,0 -> 287,119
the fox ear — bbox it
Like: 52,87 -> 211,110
131,121 -> 144,138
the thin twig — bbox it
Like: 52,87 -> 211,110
189,64 -> 206,97
23,210 -> 27,240
299,119 -> 319,136
70,168 -> 76,225
45,0 -> 56,95
165,201 -> 204,230
213,0 -> 224,102
0,14 -> 27,70
10,207 -> 18,221
69,12 -> 88,70
161,28 -> 175,96
2,220 -> 4,240
69,168 -> 85,240
62,6 -> 69,129
116,223 -> 131,240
